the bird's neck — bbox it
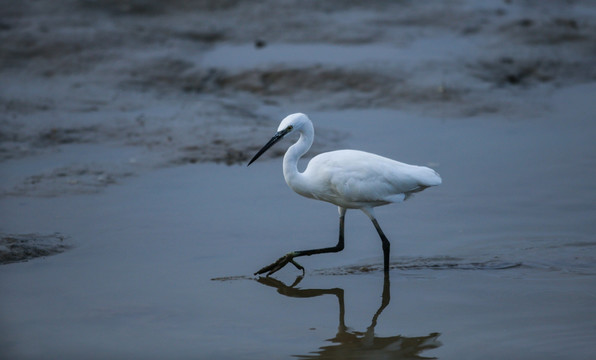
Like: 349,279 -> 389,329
283,124 -> 313,192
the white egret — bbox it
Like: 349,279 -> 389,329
248,113 -> 441,275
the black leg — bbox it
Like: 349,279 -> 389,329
370,218 -> 391,273
293,214 -> 345,257
255,212 -> 346,276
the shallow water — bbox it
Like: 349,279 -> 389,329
2,1 -> 596,357
1,83 -> 596,358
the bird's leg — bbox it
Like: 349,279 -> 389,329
370,218 -> 391,273
253,254 -> 305,277
255,212 -> 346,276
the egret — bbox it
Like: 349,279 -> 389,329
248,113 -> 441,276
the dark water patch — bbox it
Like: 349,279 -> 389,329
0,233 -> 71,265
0,26 -> 120,73
468,57 -> 596,87
125,62 -> 472,113
77,0 -> 242,16
214,67 -> 396,95
500,16 -> 593,45
35,126 -> 100,147
173,139 -> 262,166
174,30 -> 227,44
126,58 -> 196,92
77,0 -> 167,16
125,64 -> 402,97
1,98 -> 55,114
3,164 -> 134,198
0,123 -> 101,162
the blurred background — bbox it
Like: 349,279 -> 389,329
2,0 -> 595,190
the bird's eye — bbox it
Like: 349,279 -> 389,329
287,125 -> 293,131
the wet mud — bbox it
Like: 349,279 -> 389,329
2,0 -> 596,199
0,233 -> 70,264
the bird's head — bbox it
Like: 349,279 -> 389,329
277,112 -> 309,133
247,113 -> 311,166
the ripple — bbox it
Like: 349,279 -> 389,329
315,256 -> 523,275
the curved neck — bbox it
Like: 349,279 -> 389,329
283,121 -> 314,189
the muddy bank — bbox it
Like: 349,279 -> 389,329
0,233 -> 70,264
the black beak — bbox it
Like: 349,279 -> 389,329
247,129 -> 290,166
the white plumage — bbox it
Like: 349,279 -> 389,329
248,113 -> 441,276
298,149 -> 441,208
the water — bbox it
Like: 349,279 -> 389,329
1,84 -> 596,358
3,0 -> 596,357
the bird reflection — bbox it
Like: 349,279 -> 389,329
257,274 -> 441,359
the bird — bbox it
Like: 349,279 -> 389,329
247,113 -> 441,276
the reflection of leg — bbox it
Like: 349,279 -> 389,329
364,272 -> 391,341
255,276 -> 344,303
373,272 -> 391,325
255,208 -> 346,276
337,287 -> 346,333
256,275 -> 348,335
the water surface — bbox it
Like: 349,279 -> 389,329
2,85 -> 595,358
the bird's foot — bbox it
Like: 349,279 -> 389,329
254,252 -> 305,276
